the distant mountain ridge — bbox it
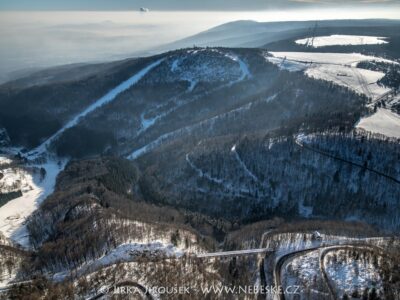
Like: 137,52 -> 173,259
161,19 -> 400,50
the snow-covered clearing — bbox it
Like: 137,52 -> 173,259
267,52 -> 394,99
53,242 -> 184,281
266,56 -> 307,72
269,52 -> 394,66
357,108 -> 400,138
307,64 -> 389,99
0,158 -> 66,248
296,35 -> 388,48
28,58 -> 165,157
224,52 -> 251,82
324,249 -> 384,297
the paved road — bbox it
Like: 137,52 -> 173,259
319,244 -> 389,300
196,248 -> 272,258
273,242 -> 388,300
273,246 -> 332,300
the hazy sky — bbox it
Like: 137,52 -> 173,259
1,0 -> 399,11
0,1 -> 398,83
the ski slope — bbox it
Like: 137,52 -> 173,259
296,35 -> 388,48
28,58 -> 165,157
0,158 -> 66,248
357,108 -> 400,139
267,52 -> 394,99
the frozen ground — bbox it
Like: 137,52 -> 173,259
357,108 -> 400,138
0,157 -> 66,248
267,52 -> 394,100
324,249 -> 384,298
282,250 -> 330,299
295,35 -> 388,48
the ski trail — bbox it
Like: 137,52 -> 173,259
185,154 -> 223,184
127,101 -> 253,160
131,51 -> 250,138
28,58 -> 165,157
128,94 -> 277,160
231,144 -> 259,182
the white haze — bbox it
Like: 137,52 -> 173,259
0,8 -> 398,83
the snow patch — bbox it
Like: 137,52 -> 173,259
0,158 -> 66,248
356,108 -> 400,138
296,35 -> 388,48
54,242 -> 183,281
268,52 -> 394,99
0,156 -> 12,166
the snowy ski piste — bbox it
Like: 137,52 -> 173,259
28,58 -> 165,157
266,52 -> 395,99
0,157 -> 66,248
128,51 -> 251,160
357,108 -> 400,139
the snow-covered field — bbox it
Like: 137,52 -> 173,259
267,52 -> 394,100
269,52 -> 394,66
357,108 -> 400,138
295,35 -> 388,48
0,157 -> 65,248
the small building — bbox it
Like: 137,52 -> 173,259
312,231 -> 322,240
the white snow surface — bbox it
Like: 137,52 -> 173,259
53,242 -> 184,281
267,52 -> 394,99
0,156 -> 11,166
284,250 -> 321,287
0,158 -> 66,248
28,58 -> 165,157
357,108 -> 400,138
270,52 -> 395,66
324,250 -> 384,297
296,35 -> 388,48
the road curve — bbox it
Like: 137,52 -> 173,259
273,247 -> 329,300
319,244 -> 390,300
273,242 -> 385,300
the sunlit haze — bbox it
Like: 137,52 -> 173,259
0,8 -> 398,82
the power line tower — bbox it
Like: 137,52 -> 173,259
308,21 -> 318,47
